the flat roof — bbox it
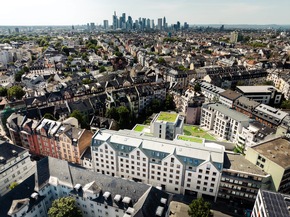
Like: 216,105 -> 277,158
205,103 -> 250,122
237,86 -> 280,94
156,112 -> 178,123
261,190 -> 290,217
92,129 -> 224,164
251,138 -> 290,169
224,153 -> 268,176
219,89 -> 242,100
255,104 -> 288,120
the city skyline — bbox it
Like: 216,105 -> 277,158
1,0 -> 290,26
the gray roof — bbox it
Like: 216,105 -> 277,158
234,96 -> 260,111
236,86 -> 281,94
260,190 -> 290,217
0,141 -> 28,164
219,89 -> 242,101
204,103 -> 250,122
223,153 -> 268,176
45,157 -> 171,217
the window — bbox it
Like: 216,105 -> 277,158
198,175 -> 202,179
199,169 -> 203,173
175,188 -> 178,191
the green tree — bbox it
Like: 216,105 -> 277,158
106,107 -> 119,120
281,100 -> 290,109
157,57 -> 166,64
70,110 -> 88,129
0,87 -> 8,97
8,85 -> 25,99
9,182 -> 18,190
99,66 -> 106,73
164,94 -> 175,111
48,197 -> 82,217
15,70 -> 25,82
194,83 -> 201,92
23,66 -> 29,73
117,106 -> 130,129
44,113 -> 56,121
188,198 -> 212,217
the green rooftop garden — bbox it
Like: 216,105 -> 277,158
183,125 -> 217,141
177,135 -> 204,144
157,112 -> 177,122
133,124 -> 146,132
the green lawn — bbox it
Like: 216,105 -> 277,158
183,125 -> 216,141
157,112 -> 177,122
177,135 -> 203,143
133,125 -> 146,132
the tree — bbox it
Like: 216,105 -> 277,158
117,106 -> 130,129
8,85 -> 25,99
157,57 -> 166,64
106,107 -> 119,120
44,113 -> 56,121
15,70 -> 25,82
188,198 -> 212,217
281,100 -> 290,109
48,197 -> 82,217
0,87 -> 8,97
70,110 -> 88,129
9,182 -> 18,190
194,83 -> 201,92
99,66 -> 106,73
164,94 -> 175,111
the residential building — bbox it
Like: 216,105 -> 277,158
233,96 -> 260,118
150,112 -> 184,140
7,114 -> 92,165
245,138 -> 290,194
230,31 -> 241,43
252,104 -> 288,128
0,141 -> 35,196
236,86 -> 282,105
0,157 -> 172,217
219,153 -> 271,206
237,121 -> 276,149
199,81 -> 225,102
54,124 -> 93,164
186,96 -> 205,125
251,189 -> 290,217
35,118 -> 62,159
219,89 -> 242,108
91,129 -> 225,200
201,103 -> 250,142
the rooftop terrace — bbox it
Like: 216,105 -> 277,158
156,112 -> 178,123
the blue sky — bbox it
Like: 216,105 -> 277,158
1,0 -> 289,25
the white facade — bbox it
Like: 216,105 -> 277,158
91,129 -> 224,198
150,112 -> 184,140
0,143 -> 35,196
201,103 -> 250,142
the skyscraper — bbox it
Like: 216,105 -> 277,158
113,11 -> 118,30
163,16 -> 166,30
158,18 -> 162,30
103,20 -> 109,29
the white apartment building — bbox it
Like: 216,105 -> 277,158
150,112 -> 184,140
199,82 -> 225,102
1,157 -> 171,217
200,103 -> 250,142
236,86 -> 282,105
251,189 -> 290,217
0,141 -> 35,196
91,129 -> 225,200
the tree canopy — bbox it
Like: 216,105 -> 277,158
70,110 -> 88,129
188,198 -> 212,217
8,85 -> 25,99
48,197 -> 82,217
0,87 -> 8,97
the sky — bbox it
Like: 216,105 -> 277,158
1,0 -> 290,26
